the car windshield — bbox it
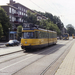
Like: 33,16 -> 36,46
22,32 -> 34,39
9,40 -> 14,43
63,34 -> 68,37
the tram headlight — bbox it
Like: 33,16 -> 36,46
21,43 -> 23,46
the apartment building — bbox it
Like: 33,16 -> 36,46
1,0 -> 47,31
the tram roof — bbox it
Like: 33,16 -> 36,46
38,28 -> 56,33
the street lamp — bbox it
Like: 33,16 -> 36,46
8,28 -> 10,40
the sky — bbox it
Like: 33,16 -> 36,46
0,0 -> 75,28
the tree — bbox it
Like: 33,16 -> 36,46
0,23 -> 3,38
17,25 -> 22,40
22,10 -> 61,35
0,7 -> 11,39
37,11 -> 64,31
39,20 -> 60,35
22,10 -> 37,24
66,24 -> 74,36
47,21 -> 60,35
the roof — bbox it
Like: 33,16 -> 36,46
10,31 -> 17,34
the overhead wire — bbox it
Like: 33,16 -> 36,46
43,0 -> 60,14
29,0 -> 63,17
29,0 -> 66,23
29,0 -> 46,12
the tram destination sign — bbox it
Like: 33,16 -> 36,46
23,23 -> 38,30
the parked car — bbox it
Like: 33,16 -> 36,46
5,40 -> 20,46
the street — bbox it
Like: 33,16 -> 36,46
0,37 -> 74,75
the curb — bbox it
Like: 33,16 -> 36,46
0,50 -> 24,56
0,45 -> 6,48
44,40 -> 75,75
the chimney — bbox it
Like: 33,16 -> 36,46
10,0 -> 13,5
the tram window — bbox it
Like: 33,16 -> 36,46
22,32 -> 34,39
49,32 -> 51,38
52,33 -> 54,38
38,31 -> 41,38
35,31 -> 38,38
38,31 -> 48,38
50,32 -> 52,38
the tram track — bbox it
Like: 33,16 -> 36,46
0,41 -> 62,65
0,40 -> 63,64
12,40 -> 73,75
40,40 -> 74,75
0,39 -> 73,75
12,44 -> 61,75
0,43 -> 62,75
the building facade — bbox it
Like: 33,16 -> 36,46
0,0 -> 47,40
1,0 -> 47,31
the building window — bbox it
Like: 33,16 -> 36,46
19,18 -> 21,22
26,14 -> 27,16
20,11 -> 21,15
24,13 -> 26,15
24,9 -> 25,12
18,11 -> 21,15
9,15 -> 11,21
22,19 -> 23,22
22,12 -> 23,15
12,8 -> 16,14
12,16 -> 16,22
18,7 -> 21,10
9,7 -> 11,13
21,8 -> 23,11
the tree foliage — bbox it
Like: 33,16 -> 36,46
39,20 -> 60,35
22,10 -> 37,24
0,23 -> 3,38
17,25 -> 22,40
66,24 -> 74,36
37,12 -> 64,30
0,7 -> 10,38
22,10 -> 61,35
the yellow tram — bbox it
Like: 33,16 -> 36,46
72,34 -> 75,39
62,33 -> 69,40
21,23 -> 57,51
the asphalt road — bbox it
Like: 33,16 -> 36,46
0,37 -> 74,75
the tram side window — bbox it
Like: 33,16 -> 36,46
50,32 -> 52,38
38,31 -> 48,38
49,32 -> 52,38
38,31 -> 41,38
35,31 -> 38,38
52,33 -> 54,38
41,31 -> 48,38
54,33 -> 57,38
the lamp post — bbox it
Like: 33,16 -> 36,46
9,28 -> 10,40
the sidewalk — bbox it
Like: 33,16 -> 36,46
0,46 -> 23,56
0,42 -> 7,48
55,41 -> 75,75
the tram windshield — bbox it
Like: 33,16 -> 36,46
63,34 -> 68,37
22,32 -> 34,39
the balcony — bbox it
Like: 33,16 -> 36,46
14,21 -> 19,24
14,13 -> 22,18
14,21 -> 22,24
